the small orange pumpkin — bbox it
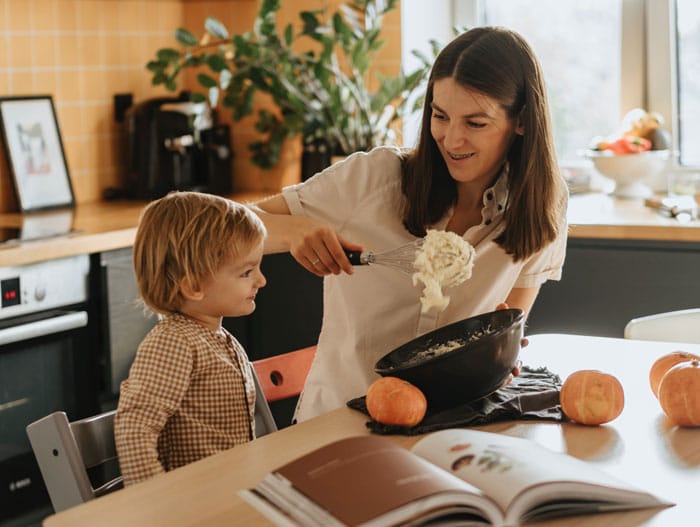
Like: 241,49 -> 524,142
649,351 -> 700,398
560,370 -> 624,425
658,359 -> 700,427
366,377 -> 427,427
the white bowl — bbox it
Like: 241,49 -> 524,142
586,149 -> 670,199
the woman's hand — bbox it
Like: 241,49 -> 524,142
286,216 -> 363,277
252,195 -> 362,277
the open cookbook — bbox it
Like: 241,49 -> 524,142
239,429 -> 671,527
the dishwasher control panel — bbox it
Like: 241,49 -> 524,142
0,254 -> 90,319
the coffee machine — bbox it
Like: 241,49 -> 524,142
119,93 -> 232,199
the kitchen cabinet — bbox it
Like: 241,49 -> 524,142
223,253 -> 323,427
526,237 -> 700,337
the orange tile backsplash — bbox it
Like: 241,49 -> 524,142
0,0 -> 404,213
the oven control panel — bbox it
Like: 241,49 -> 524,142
0,254 -> 90,319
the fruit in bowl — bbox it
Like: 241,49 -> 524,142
586,108 -> 671,199
586,149 -> 670,199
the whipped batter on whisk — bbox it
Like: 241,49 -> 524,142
412,230 -> 476,313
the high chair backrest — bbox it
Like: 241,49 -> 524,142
624,308 -> 700,343
252,368 -> 278,437
28,378 -> 276,513
252,345 -> 317,403
26,410 -> 122,513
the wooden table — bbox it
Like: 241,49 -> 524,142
44,333 -> 700,527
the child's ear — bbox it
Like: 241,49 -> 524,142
179,276 -> 204,301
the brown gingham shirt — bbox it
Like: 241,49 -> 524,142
114,313 -> 256,486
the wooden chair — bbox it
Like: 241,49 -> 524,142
252,345 -> 316,403
624,308 -> 700,344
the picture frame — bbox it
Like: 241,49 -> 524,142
0,95 -> 75,212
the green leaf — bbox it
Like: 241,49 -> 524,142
205,54 -> 229,73
300,11 -> 320,35
284,24 -> 294,46
204,17 -> 229,39
156,48 -> 181,61
174,28 -> 198,47
151,71 -> 168,86
191,92 -> 207,103
146,60 -> 166,72
197,73 -> 218,88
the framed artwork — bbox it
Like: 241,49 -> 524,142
0,95 -> 75,212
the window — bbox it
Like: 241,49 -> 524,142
676,0 -> 700,166
477,0 -> 624,164
401,0 -> 700,180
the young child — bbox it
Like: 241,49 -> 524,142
114,191 -> 267,486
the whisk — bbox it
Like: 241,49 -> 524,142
344,239 -> 424,274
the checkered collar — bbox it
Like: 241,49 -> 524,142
480,165 -> 510,225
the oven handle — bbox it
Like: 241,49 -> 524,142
0,310 -> 88,346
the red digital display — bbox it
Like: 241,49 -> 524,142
1,277 -> 21,308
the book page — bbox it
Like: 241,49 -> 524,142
411,429 -> 666,522
267,435 -> 501,526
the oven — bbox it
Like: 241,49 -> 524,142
0,255 -> 99,524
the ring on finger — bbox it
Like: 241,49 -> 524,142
310,258 -> 321,266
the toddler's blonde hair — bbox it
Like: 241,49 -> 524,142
133,191 -> 266,315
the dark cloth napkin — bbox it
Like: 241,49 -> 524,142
346,366 -> 563,435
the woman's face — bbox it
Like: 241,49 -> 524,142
430,77 -> 522,187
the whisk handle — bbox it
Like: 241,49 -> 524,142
344,249 -> 366,266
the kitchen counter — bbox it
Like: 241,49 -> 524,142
567,192 -> 700,242
2,190 -> 700,340
2,192 -> 699,267
0,192 -> 268,267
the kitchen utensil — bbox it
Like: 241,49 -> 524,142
374,309 -> 524,409
344,239 -> 424,274
644,196 -> 697,223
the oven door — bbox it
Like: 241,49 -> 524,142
0,307 -> 97,523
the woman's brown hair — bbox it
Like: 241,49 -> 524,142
133,191 -> 266,315
402,26 -> 566,261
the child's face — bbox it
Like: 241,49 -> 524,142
192,240 -> 267,321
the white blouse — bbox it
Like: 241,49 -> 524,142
282,146 -> 567,422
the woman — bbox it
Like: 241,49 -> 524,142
252,27 -> 568,422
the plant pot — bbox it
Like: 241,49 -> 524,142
301,140 -> 333,181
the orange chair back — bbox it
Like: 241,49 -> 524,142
252,346 -> 317,402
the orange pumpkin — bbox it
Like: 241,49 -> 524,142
366,377 -> 427,427
658,359 -> 700,427
649,351 -> 700,398
560,370 -> 624,425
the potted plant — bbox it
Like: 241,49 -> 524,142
147,0 -> 436,177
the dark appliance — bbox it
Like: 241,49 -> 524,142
0,255 -> 98,525
91,248 -> 157,407
122,94 -> 233,199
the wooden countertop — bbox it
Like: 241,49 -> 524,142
1,191 -> 699,267
567,192 -> 700,242
0,192 -> 269,267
